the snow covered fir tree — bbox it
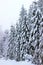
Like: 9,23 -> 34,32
0,0 -> 43,65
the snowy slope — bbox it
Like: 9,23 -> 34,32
0,59 -> 34,65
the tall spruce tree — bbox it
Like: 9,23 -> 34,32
28,1 -> 38,56
20,16 -> 28,60
17,5 -> 27,61
15,23 -> 21,61
31,8 -> 42,64
8,25 -> 16,60
19,6 -> 29,60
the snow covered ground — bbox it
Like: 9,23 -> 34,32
0,59 -> 34,65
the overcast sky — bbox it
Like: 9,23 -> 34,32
0,0 -> 38,31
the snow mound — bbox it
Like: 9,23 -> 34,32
0,59 -> 34,65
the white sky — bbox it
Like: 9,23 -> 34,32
0,0 -> 38,31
